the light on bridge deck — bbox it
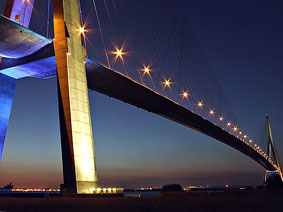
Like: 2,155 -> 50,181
142,66 -> 152,76
143,67 -> 150,74
209,110 -> 215,115
182,91 -> 189,98
163,79 -> 172,88
111,46 -> 127,63
227,122 -> 231,127
233,127 -> 238,132
219,117 -> 224,121
197,101 -> 204,108
116,49 -> 123,57
243,135 -> 247,139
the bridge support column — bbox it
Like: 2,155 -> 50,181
53,0 -> 98,194
264,115 -> 283,189
4,0 -> 34,28
0,74 -> 16,160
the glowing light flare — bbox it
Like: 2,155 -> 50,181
110,45 -> 128,64
227,122 -> 231,127
209,110 -> 215,115
239,131 -> 242,135
243,135 -> 247,139
233,127 -> 238,132
163,78 -> 172,88
80,27 -> 86,35
219,117 -> 224,121
197,101 -> 204,108
182,91 -> 189,99
249,139 -> 252,143
77,25 -> 90,38
141,66 -> 152,77
116,49 -> 123,57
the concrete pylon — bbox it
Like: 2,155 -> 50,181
0,74 -> 16,160
264,114 -> 283,189
4,0 -> 34,28
1,0 -> 35,161
53,0 -> 98,194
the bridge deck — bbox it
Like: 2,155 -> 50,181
86,60 -> 276,171
0,15 -> 51,59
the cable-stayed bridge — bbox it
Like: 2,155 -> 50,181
0,0 -> 282,193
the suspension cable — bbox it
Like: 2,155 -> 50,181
92,0 -> 111,68
46,0 -> 50,38
78,0 -> 88,57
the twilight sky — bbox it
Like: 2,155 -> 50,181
0,0 -> 282,189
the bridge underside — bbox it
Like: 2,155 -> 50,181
85,61 -> 275,171
0,14 -> 276,172
0,15 -> 50,59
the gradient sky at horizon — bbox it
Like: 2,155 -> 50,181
0,0 -> 282,189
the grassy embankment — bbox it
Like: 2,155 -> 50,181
0,190 -> 283,212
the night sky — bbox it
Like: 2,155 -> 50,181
0,0 -> 282,189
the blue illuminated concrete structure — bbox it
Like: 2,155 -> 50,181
0,0 -> 43,160
0,74 -> 16,159
0,14 -> 51,59
4,0 -> 34,28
